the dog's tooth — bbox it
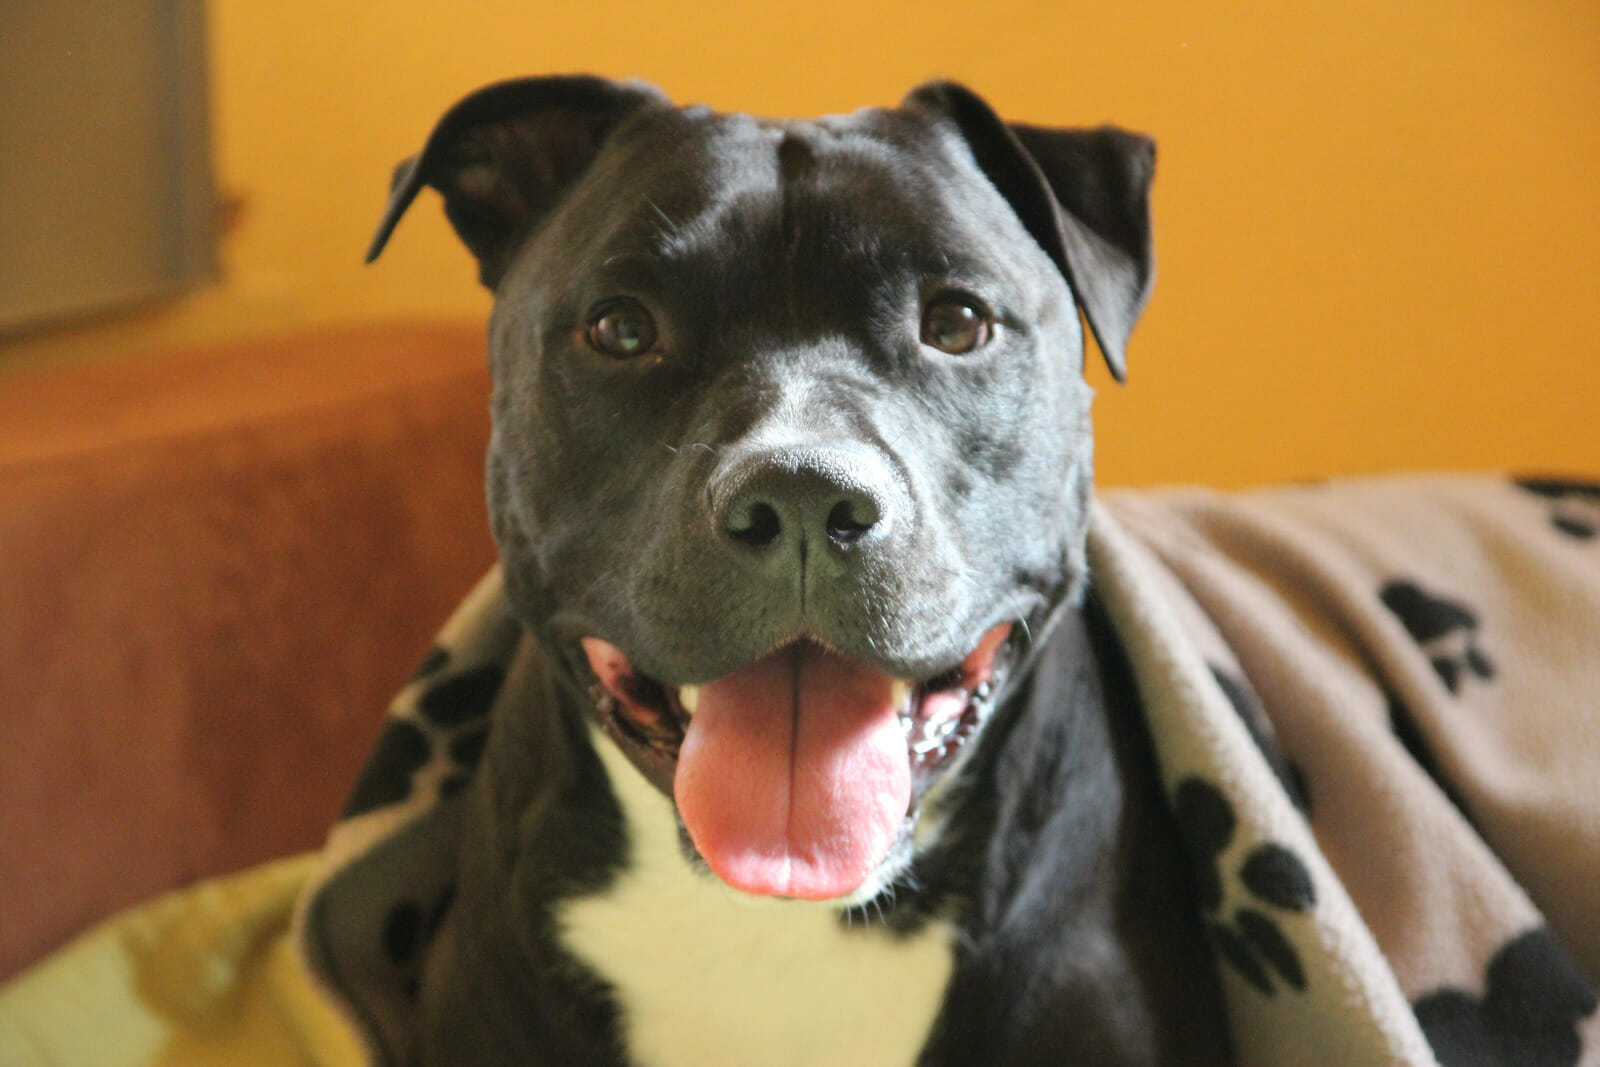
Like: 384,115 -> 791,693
890,678 -> 912,711
678,684 -> 699,716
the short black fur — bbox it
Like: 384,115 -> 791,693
367,76 -> 1228,1066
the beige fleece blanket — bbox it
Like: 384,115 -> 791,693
1094,474 -> 1600,1065
294,473 -> 1600,1066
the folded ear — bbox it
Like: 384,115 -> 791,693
903,82 -> 1155,382
367,75 -> 670,287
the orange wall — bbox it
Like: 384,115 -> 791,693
19,0 -> 1600,487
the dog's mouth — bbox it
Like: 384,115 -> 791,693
580,624 -> 1013,902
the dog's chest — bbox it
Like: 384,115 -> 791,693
557,731 -> 955,1067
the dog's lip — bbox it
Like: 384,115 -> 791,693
675,675 -> 913,720
584,627 -> 1008,704
578,625 -> 1014,804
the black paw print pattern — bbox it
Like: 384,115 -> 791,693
382,883 -> 459,1001
1379,580 -> 1494,695
1208,665 -> 1312,815
1413,928 -> 1598,1067
342,647 -> 503,818
1173,776 -> 1316,995
1514,477 -> 1600,541
1386,693 -> 1478,831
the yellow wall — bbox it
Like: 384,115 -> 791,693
13,0 -> 1599,487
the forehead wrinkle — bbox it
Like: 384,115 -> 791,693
777,127 -> 814,332
648,185 -> 775,262
776,137 -> 949,319
630,120 -> 782,260
617,114 -> 931,268
577,111 -> 1032,348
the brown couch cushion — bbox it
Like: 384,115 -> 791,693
0,322 -> 497,978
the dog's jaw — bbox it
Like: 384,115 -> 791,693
579,623 -> 1014,902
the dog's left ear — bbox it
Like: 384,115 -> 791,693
366,75 -> 670,287
904,82 -> 1154,382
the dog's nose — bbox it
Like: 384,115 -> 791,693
709,445 -> 899,556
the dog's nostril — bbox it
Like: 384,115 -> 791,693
712,447 -> 897,556
826,499 -> 878,545
729,501 -> 782,547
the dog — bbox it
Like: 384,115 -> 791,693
349,74 -> 1232,1065
307,72 -> 1600,1066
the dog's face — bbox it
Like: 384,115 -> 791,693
370,77 -> 1154,903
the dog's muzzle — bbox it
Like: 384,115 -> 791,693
582,623 -> 1012,901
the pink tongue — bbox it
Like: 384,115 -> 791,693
674,644 -> 910,900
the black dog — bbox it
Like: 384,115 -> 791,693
367,75 -> 1230,1066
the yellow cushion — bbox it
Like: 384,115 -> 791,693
0,855 -> 363,1067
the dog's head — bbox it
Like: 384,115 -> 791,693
370,76 -> 1154,903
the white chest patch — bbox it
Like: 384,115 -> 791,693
558,730 -> 956,1067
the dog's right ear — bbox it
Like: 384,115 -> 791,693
904,82 -> 1155,383
366,75 -> 669,287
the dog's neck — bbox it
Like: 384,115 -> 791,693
422,593 -> 1228,1065
907,592 -> 1229,1063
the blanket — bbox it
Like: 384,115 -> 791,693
190,475 -> 1600,1064
0,855 -> 361,1066
292,473 -> 1600,1066
1093,475 -> 1600,1065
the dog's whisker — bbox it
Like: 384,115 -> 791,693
1015,615 -> 1033,650
642,194 -> 677,233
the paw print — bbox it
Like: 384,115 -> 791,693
1413,928 -> 1598,1067
1386,694 -> 1477,830
1208,665 -> 1311,815
1379,580 -> 1494,694
340,653 -> 503,818
1514,477 -> 1600,541
382,883 -> 459,1001
416,661 -> 501,797
343,718 -> 433,818
1172,777 -> 1315,995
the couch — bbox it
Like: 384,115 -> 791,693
0,322 -> 496,980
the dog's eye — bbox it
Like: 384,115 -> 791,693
586,300 -> 658,358
920,295 -> 992,355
